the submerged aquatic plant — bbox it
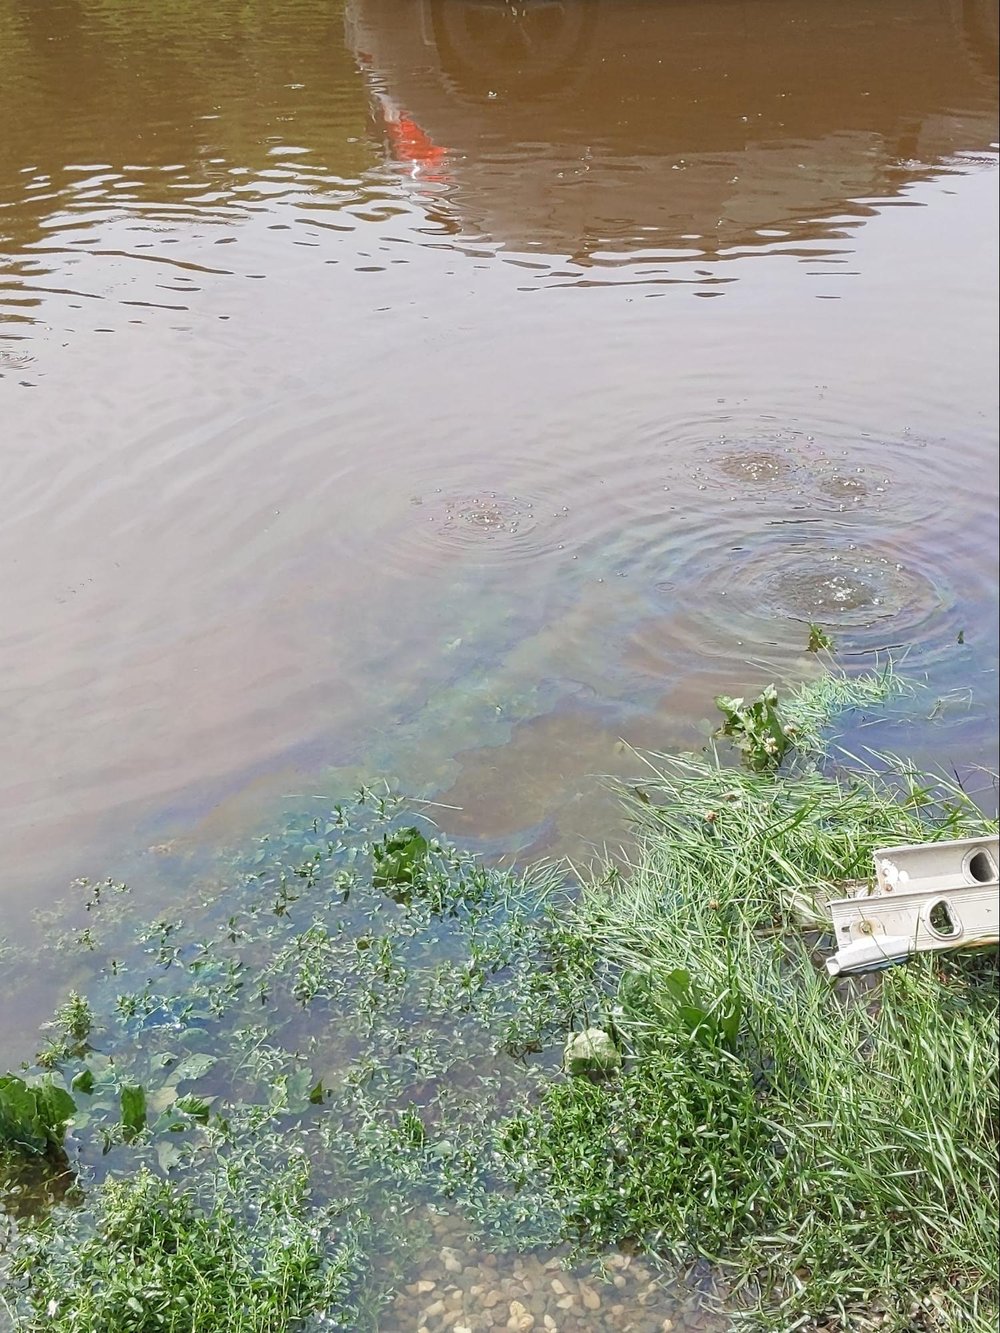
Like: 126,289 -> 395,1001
0,1077 -> 75,1160
7,1162 -> 363,1333
0,790 -> 594,1327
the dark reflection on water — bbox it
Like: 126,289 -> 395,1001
0,0 -> 997,931
349,0 -> 998,266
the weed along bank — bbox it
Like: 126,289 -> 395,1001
2,672 -> 998,1331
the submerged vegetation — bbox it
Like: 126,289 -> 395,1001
1,670 -> 996,1331
8,1164 -> 356,1333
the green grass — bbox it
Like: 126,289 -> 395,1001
497,674 -> 999,1329
6,1161 -> 362,1332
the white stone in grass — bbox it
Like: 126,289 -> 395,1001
563,1027 -> 621,1076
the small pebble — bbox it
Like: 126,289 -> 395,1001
579,1284 -> 601,1312
442,1247 -> 464,1274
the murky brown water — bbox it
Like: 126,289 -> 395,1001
1,0 -> 998,936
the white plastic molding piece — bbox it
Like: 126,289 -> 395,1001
826,835 -> 999,976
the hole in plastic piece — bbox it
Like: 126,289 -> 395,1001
927,899 -> 960,939
966,849 -> 997,884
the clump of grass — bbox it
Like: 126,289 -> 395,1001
36,993 -> 93,1071
6,1160 -> 363,1332
784,664 -> 909,755
498,672 -> 998,1329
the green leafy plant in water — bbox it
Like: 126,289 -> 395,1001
714,684 -> 795,771
36,991 -> 94,1070
8,1163 -> 363,1333
371,826 -> 430,898
0,1075 -> 76,1157
119,1085 -> 147,1142
806,622 -> 834,653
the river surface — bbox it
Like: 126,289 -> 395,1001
1,0 -> 998,941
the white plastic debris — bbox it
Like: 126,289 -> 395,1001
826,835 -> 999,976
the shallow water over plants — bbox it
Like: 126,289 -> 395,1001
1,785 -> 725,1330
1,675 -> 997,1330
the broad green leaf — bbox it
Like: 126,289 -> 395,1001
71,1068 -> 95,1095
34,1080 -> 76,1132
120,1084 -> 147,1140
1,1074 -> 75,1153
372,827 -> 429,891
172,1053 -> 216,1084
0,1074 -> 45,1152
175,1094 -> 212,1123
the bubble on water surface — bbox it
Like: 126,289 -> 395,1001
816,471 -> 872,502
451,496 -> 520,534
434,492 -> 532,544
717,449 -> 794,484
770,564 -> 884,617
750,547 -> 940,629
388,488 -> 569,573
